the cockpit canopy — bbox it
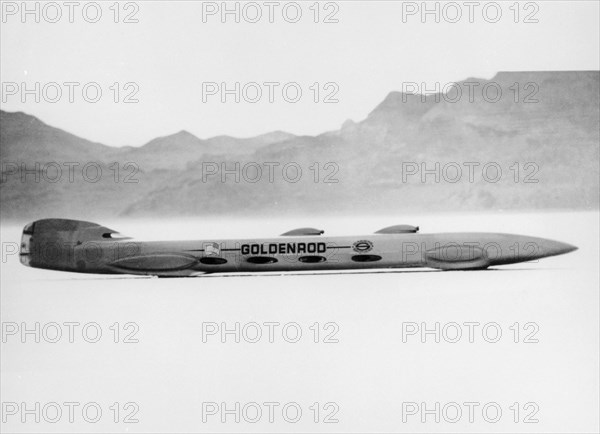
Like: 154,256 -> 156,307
375,225 -> 419,234
281,228 -> 325,236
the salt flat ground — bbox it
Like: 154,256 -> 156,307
1,211 -> 598,433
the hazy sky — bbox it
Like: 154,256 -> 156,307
1,1 -> 599,146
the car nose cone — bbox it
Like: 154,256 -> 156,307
537,239 -> 578,258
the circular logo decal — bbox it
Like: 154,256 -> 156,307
353,240 -> 373,253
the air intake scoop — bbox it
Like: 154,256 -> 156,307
375,225 -> 419,234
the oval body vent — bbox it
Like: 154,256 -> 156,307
351,255 -> 382,262
424,246 -> 489,270
298,255 -> 326,263
200,257 -> 227,265
247,256 -> 278,264
111,254 -> 198,271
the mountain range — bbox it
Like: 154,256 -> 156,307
1,71 -> 598,221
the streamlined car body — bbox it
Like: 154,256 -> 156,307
19,219 -> 577,277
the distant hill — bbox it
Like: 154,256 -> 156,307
1,110 -> 112,165
1,71 -> 598,221
106,130 -> 297,171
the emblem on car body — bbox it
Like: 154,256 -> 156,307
353,240 -> 373,253
205,242 -> 221,256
